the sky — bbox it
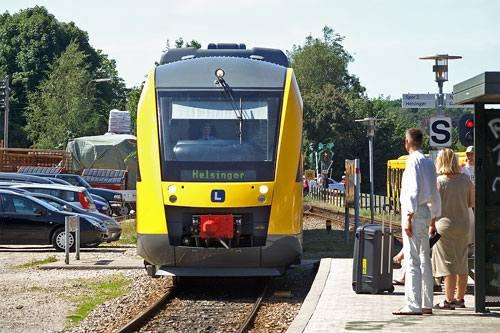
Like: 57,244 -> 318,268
3,0 -> 500,99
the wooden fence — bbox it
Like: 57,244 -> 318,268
0,148 -> 74,173
309,185 -> 400,213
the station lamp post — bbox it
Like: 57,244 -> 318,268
419,54 -> 462,115
355,117 -> 384,224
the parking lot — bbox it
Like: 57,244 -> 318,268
0,244 -> 140,332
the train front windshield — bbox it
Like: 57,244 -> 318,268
157,90 -> 282,182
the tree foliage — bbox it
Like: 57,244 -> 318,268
125,84 -> 144,134
0,6 -> 126,148
26,42 -> 100,149
288,27 -> 364,97
291,27 -> 416,193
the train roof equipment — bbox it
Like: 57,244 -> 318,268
159,43 -> 289,67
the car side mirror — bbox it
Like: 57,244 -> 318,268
63,205 -> 73,212
34,208 -> 45,216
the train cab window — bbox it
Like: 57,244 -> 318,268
157,90 -> 282,182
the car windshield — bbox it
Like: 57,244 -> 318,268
75,176 -> 91,188
58,175 -> 91,188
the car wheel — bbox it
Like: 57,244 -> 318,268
52,228 -> 75,251
118,205 -> 130,216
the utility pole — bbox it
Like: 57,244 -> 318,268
0,76 -> 8,148
4,76 -> 9,148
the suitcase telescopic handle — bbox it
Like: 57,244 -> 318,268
381,204 -> 392,275
383,204 -> 393,275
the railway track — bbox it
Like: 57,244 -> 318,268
115,278 -> 268,333
305,204 -> 403,243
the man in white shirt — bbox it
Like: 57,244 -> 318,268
393,128 -> 441,316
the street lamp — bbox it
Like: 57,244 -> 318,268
419,54 -> 461,115
355,117 -> 384,224
86,78 -> 112,97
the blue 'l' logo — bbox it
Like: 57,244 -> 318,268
211,190 -> 225,202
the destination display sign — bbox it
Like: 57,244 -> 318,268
402,94 -> 436,108
180,169 -> 256,182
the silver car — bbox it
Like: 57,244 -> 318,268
10,184 -> 97,211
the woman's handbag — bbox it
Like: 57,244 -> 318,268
429,230 -> 441,248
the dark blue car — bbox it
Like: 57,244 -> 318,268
0,189 -> 107,251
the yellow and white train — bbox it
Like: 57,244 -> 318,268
136,43 -> 303,277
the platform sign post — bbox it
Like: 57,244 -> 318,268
429,116 -> 452,147
345,159 -> 360,244
64,216 -> 80,264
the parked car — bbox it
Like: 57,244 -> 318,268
310,178 -> 345,191
10,184 -> 97,211
19,173 -> 125,214
0,189 -> 107,251
0,172 -> 54,184
26,192 -> 121,243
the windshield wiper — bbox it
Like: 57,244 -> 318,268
215,69 -> 244,144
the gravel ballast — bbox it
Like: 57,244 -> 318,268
0,215 -> 329,332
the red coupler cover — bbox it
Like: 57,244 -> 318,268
200,215 -> 234,239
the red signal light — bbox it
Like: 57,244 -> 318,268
465,120 -> 474,128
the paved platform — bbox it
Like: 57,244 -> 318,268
288,258 -> 500,332
40,258 -> 144,270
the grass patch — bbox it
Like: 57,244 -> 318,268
65,275 -> 131,325
302,226 -> 403,260
13,256 -> 58,269
112,219 -> 137,245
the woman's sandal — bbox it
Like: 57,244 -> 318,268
433,300 -> 455,310
453,299 -> 466,308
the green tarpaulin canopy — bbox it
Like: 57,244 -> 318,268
66,134 -> 137,189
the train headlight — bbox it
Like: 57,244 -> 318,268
215,68 -> 225,78
168,185 -> 176,193
259,185 -> 268,194
258,195 -> 266,203
169,195 -> 177,203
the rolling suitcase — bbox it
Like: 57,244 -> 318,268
352,207 -> 394,294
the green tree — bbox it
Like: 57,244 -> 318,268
125,84 -> 144,134
25,42 -> 100,149
288,26 -> 364,96
290,27 -> 412,194
0,6 -> 125,147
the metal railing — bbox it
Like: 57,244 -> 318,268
308,185 -> 400,213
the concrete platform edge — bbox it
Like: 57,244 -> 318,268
287,258 -> 331,333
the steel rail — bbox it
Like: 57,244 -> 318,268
114,286 -> 177,333
237,281 -> 268,333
